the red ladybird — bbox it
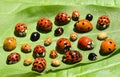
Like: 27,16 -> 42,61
72,10 -> 80,21
33,45 -> 46,57
78,36 -> 94,50
15,23 -> 27,36
32,58 -> 46,72
37,18 -> 53,32
50,50 -> 58,58
55,12 -> 71,25
7,52 -> 21,64
74,19 -> 93,32
57,38 -> 71,52
100,39 -> 116,54
97,15 -> 110,30
62,50 -> 82,64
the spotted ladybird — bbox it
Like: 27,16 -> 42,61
15,23 -> 27,36
97,15 -> 110,30
7,52 -> 21,64
55,12 -> 70,25
37,18 -> 53,32
32,58 -> 46,72
62,50 -> 82,64
100,39 -> 116,55
74,19 -> 93,32
33,45 -> 46,57
57,38 -> 71,52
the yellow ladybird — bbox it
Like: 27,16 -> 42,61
3,37 -> 17,51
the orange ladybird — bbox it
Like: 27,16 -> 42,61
21,43 -> 32,53
100,39 -> 116,54
57,38 -> 71,52
74,19 -> 93,32
72,10 -> 80,21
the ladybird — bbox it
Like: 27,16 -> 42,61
56,38 -> 71,52
62,50 -> 82,64
55,12 -> 71,25
37,18 -> 53,32
74,19 -> 93,32
86,13 -> 93,21
97,32 -> 108,40
97,15 -> 110,30
100,39 -> 116,54
21,43 -> 32,53
3,37 -> 17,51
7,52 -> 21,64
24,58 -> 33,66
70,32 -> 78,41
15,23 -> 27,36
44,37 -> 52,46
51,60 -> 60,67
33,45 -> 46,57
30,32 -> 40,41
72,10 -> 80,21
78,36 -> 94,50
50,50 -> 58,58
32,58 -> 46,72
88,53 -> 97,61
54,27 -> 64,36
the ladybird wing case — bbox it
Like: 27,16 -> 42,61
62,50 -> 82,64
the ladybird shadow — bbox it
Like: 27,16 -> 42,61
77,44 -> 93,51
32,53 -> 37,59
6,72 -> 40,77
96,24 -> 109,31
99,49 -> 112,56
73,23 -> 91,34
54,21 -> 70,26
36,26 -> 51,33
21,48 -> 32,54
14,30 -> 26,37
55,46 -> 65,54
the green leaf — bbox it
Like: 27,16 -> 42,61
0,0 -> 120,77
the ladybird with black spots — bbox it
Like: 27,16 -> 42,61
15,23 -> 27,37
7,52 -> 21,64
56,38 -> 71,52
78,36 -> 94,50
55,12 -> 71,25
62,50 -> 82,64
33,45 -> 46,57
37,18 -> 53,32
32,58 -> 46,72
97,15 -> 110,30
74,19 -> 93,33
100,39 -> 116,55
